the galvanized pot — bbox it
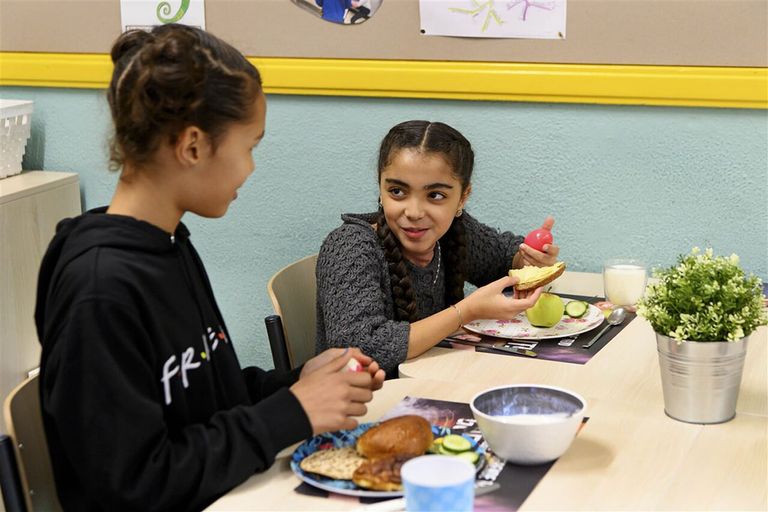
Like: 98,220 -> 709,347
655,333 -> 748,424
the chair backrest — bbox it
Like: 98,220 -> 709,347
264,315 -> 291,372
267,254 -> 318,369
0,434 -> 27,511
3,376 -> 60,511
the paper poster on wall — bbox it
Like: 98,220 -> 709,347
120,0 -> 206,32
419,0 -> 566,39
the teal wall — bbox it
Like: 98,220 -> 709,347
3,86 -> 767,369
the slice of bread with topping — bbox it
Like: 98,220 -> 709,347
508,261 -> 566,291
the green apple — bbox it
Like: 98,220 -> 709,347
526,293 -> 565,328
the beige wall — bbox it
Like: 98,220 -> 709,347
0,0 -> 766,66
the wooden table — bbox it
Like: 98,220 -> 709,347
399,272 -> 768,416
209,271 -> 768,510
209,378 -> 767,511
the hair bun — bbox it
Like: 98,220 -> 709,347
111,29 -> 154,64
145,29 -> 205,84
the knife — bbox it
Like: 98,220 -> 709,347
476,345 -> 538,357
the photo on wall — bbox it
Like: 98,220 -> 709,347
291,0 -> 383,25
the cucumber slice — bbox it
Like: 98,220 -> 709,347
456,450 -> 480,465
427,437 -> 444,454
442,434 -> 472,453
438,445 -> 480,463
565,300 -> 588,318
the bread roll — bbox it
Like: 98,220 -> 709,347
356,415 -> 433,459
508,261 -> 566,291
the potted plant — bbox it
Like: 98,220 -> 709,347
638,247 -> 767,424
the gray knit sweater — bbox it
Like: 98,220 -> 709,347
315,211 -> 523,373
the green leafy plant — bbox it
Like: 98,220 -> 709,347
638,247 -> 767,342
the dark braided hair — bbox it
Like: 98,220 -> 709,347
376,120 -> 474,321
107,24 -> 262,171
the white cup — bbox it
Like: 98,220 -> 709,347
401,455 -> 475,512
603,259 -> 647,307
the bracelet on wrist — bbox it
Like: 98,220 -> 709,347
450,304 -> 464,330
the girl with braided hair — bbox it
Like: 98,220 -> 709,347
35,24 -> 384,511
316,120 -> 560,375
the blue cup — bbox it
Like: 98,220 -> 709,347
401,455 -> 475,512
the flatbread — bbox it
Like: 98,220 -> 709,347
299,447 -> 366,480
508,262 -> 566,290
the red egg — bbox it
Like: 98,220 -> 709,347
524,228 -> 553,252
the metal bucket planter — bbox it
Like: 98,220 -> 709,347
655,333 -> 748,424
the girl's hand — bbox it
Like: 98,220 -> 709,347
300,347 -> 355,378
291,350 -> 381,435
462,275 -> 543,322
300,348 -> 385,391
514,216 -> 560,268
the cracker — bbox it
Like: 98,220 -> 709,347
299,447 -> 365,480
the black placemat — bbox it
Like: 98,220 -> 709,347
438,294 -> 636,365
294,397 -> 589,508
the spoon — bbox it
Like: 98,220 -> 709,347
582,307 -> 626,349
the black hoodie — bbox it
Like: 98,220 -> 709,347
35,208 -> 312,511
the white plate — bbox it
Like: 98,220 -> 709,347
463,299 -> 604,340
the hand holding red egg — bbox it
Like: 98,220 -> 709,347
515,216 -> 560,268
524,228 -> 553,252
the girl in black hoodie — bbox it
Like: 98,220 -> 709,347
35,24 -> 385,512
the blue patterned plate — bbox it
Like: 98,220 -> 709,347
290,422 -> 486,498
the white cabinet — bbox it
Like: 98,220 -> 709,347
0,171 -> 81,407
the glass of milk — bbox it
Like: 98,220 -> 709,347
603,259 -> 647,307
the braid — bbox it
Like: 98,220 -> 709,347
115,30 -> 208,166
376,211 -> 418,322
442,216 -> 468,305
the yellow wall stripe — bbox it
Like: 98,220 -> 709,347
1,52 -> 766,109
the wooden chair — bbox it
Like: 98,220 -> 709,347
266,254 -> 318,370
3,376 -> 60,511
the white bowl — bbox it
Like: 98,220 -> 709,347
470,384 -> 586,465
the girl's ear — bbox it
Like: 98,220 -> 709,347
175,126 -> 208,166
459,184 -> 472,210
